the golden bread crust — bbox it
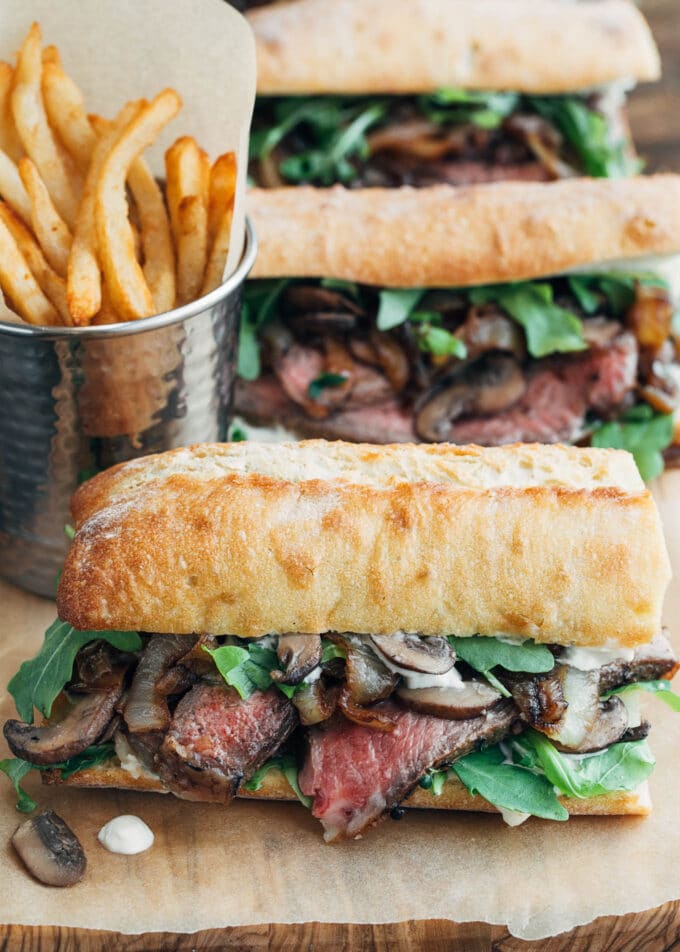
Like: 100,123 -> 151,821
55,763 -> 652,817
56,441 -> 670,645
249,0 -> 660,95
249,178 -> 680,287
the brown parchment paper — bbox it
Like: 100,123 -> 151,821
0,472 -> 678,941
0,0 -> 255,274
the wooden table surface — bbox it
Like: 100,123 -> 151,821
3,3 -> 680,950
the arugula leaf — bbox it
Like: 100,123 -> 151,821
205,640 -> 321,701
376,288 -> 424,331
527,96 -> 638,178
449,635 -> 555,682
8,621 -> 142,724
452,746 -> 568,821
243,754 -> 312,808
64,523 -> 75,540
419,89 -> 519,130
470,282 -> 586,358
229,425 -> 247,442
0,744 -> 116,813
308,372 -> 349,401
238,280 -> 291,381
522,731 -> 655,799
321,639 -> 346,663
0,759 -> 37,813
591,403 -> 674,482
409,312 -> 467,359
604,680 -> 680,712
319,278 -> 361,301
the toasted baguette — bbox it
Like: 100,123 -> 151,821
249,178 -> 680,287
56,441 -> 670,646
249,0 -> 660,95
51,761 -> 652,818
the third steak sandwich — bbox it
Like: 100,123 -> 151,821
237,177 -> 680,477
2,441 -> 678,841
247,0 -> 659,187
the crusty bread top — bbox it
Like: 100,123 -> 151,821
57,441 -> 670,645
249,0 -> 660,95
248,178 -> 680,287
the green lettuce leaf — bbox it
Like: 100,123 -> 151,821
308,373 -> 349,400
0,744 -> 116,813
0,759 -> 37,813
604,680 -> 680,711
526,96 -> 639,178
419,88 -> 519,130
238,279 -> 291,381
522,731 -> 655,799
376,288 -> 424,331
449,636 -> 555,696
469,282 -> 586,358
243,754 -> 312,808
591,403 -> 674,482
451,746 -> 568,821
8,621 -> 142,724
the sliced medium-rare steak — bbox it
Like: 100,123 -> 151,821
299,701 -> 518,842
157,684 -> 297,803
598,632 -> 679,692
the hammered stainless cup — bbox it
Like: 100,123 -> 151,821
0,220 -> 257,598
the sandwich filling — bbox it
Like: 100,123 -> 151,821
3,625 -> 678,841
250,88 -> 638,189
235,270 -> 680,478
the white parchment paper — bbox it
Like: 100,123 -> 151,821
0,0 -> 255,273
0,475 -> 678,940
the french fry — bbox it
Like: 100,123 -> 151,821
175,195 -> 207,305
11,24 -> 80,228
0,200 -> 70,324
19,157 -> 73,277
202,151 -> 236,294
0,63 -> 23,162
0,285 -> 23,324
0,148 -> 31,222
67,103 -> 140,324
95,89 -> 182,321
165,136 -> 209,304
0,213 -> 59,325
207,151 -> 236,246
42,51 -> 96,170
127,158 -> 175,313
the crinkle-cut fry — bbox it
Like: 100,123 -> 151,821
0,213 -> 59,325
11,24 -> 80,228
0,62 -> 23,163
127,158 -> 175,314
175,194 -> 208,305
42,54 -> 96,170
0,200 -> 70,324
95,89 -> 182,321
0,148 -> 31,223
207,151 -> 236,246
67,103 -> 141,325
19,156 -> 73,277
202,152 -> 236,293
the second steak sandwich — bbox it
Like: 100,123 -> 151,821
2,441 -> 678,841
247,0 -> 659,187
238,177 -> 680,477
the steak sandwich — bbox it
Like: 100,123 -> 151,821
247,0 -> 659,188
237,177 -> 680,478
2,441 -> 678,841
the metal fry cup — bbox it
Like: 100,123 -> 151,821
0,220 -> 257,598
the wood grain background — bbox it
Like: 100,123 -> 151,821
2,3 -> 679,950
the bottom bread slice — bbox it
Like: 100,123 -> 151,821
48,762 -> 652,817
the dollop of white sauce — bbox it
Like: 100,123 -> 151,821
500,808 -> 530,827
561,645 -> 635,671
98,815 -> 154,855
304,665 -> 322,684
